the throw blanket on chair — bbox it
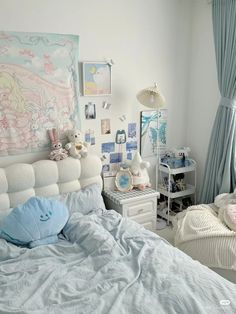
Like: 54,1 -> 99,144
173,204 -> 236,271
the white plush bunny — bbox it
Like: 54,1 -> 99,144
129,152 -> 151,191
48,128 -> 68,161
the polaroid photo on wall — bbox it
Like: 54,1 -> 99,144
85,103 -> 96,119
101,119 -> 111,134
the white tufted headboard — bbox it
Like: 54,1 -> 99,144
0,155 -> 102,212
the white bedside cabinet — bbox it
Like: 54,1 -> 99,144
103,189 -> 159,232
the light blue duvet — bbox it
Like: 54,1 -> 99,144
0,207 -> 235,314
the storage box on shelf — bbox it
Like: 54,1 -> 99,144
157,159 -> 196,224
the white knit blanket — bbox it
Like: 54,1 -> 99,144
174,204 -> 236,244
173,204 -> 236,271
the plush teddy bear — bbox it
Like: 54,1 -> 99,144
214,188 -> 236,231
65,129 -> 89,159
129,152 -> 151,191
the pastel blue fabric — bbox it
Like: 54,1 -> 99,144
0,208 -> 236,313
0,196 -> 69,248
200,0 -> 236,203
60,183 -> 106,215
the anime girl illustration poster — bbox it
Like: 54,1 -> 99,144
0,31 -> 80,155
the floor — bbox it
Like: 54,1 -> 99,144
155,225 -> 175,245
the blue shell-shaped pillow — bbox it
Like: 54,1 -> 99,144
0,196 -> 69,248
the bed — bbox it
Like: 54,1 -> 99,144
0,156 -> 236,314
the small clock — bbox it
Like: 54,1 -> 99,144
115,168 -> 133,192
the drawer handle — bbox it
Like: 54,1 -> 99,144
138,208 -> 145,213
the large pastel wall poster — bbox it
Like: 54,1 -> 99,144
0,31 -> 80,156
140,109 -> 167,158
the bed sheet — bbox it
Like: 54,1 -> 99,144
0,208 -> 235,314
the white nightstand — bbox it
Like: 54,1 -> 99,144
103,188 -> 159,232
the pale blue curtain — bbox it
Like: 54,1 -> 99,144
200,0 -> 236,203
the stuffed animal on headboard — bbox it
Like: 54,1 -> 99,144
65,129 -> 89,159
0,196 -> 69,248
48,128 -> 68,161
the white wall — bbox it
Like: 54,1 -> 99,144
186,0 -> 220,198
0,0 -> 193,187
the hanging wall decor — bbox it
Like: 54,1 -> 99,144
140,109 -> 167,158
83,62 -> 112,96
85,102 -> 96,119
0,31 -> 80,156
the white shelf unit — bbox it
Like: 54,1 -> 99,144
157,159 -> 196,225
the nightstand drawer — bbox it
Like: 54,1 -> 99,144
131,214 -> 156,231
126,200 -> 154,218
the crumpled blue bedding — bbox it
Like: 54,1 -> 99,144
0,207 -> 235,314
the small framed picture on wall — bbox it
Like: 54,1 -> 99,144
82,62 -> 112,96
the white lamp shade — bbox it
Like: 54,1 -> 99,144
137,83 -> 165,109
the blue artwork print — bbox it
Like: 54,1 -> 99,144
101,142 -> 115,153
110,153 -> 122,163
85,133 -> 91,142
83,62 -> 111,96
159,122 -> 167,145
127,152 -> 132,160
140,109 -> 167,157
128,123 -> 136,138
126,141 -> 137,151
